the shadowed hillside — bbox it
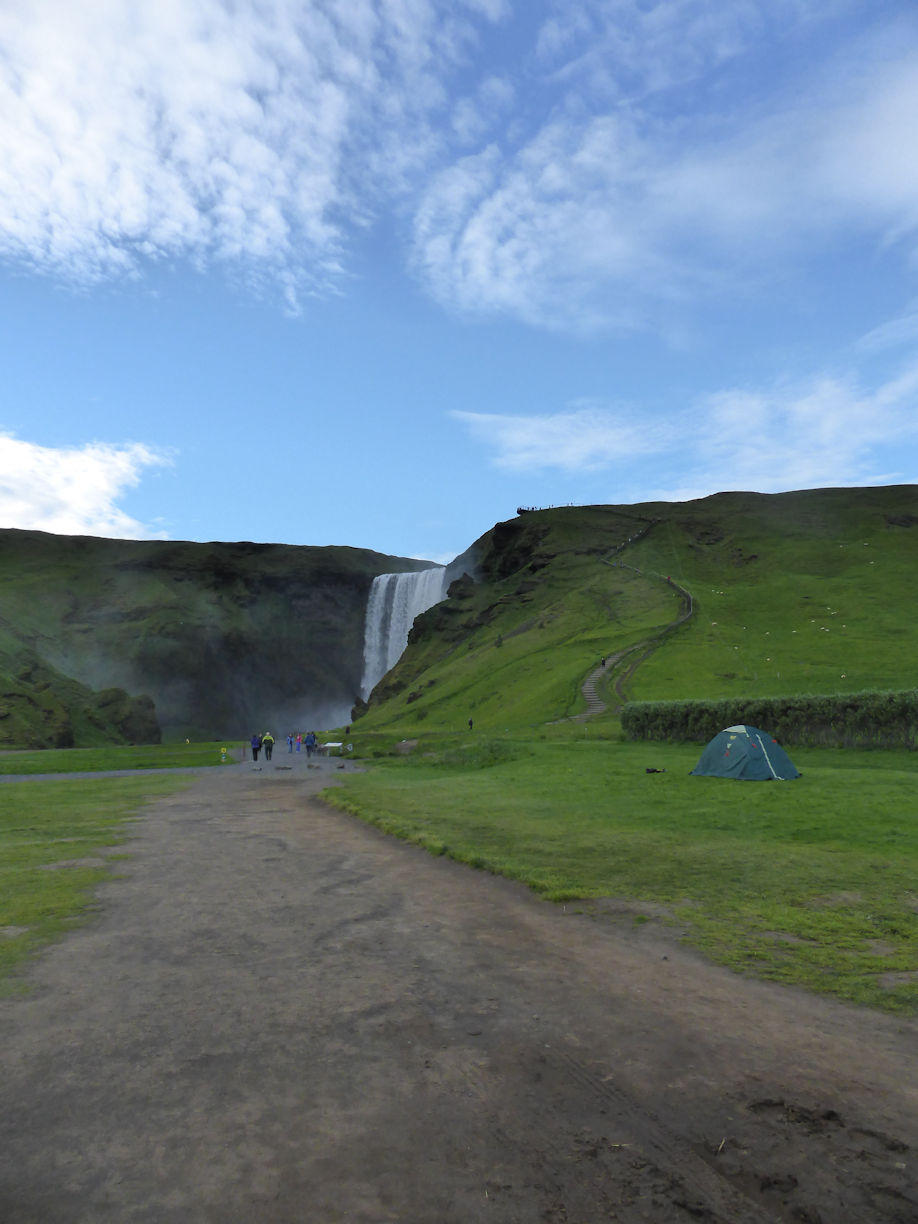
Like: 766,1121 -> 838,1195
357,485 -> 918,733
0,531 -> 430,747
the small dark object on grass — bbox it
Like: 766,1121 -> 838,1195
645,767 -> 666,774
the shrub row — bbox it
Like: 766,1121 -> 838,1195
621,689 -> 918,749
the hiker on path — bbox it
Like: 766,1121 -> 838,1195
305,731 -> 317,757
251,733 -> 262,761
296,733 -> 302,752
262,732 -> 275,761
287,734 -> 294,753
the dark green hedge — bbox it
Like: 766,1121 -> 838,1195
621,689 -> 918,749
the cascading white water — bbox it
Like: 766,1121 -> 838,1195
361,567 -> 448,699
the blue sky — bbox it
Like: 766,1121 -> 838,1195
1,0 -> 917,563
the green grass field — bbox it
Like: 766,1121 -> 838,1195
0,774 -> 190,994
325,736 -> 918,1014
0,741 -> 239,774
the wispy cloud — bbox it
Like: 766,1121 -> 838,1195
452,402 -> 676,472
454,360 -> 918,495
450,76 -> 516,146
4,0 -> 917,338
414,112 -> 688,330
413,4 -> 918,330
535,0 -> 790,99
685,365 -> 918,496
856,304 -> 918,354
0,435 -> 171,538
0,0 -> 502,305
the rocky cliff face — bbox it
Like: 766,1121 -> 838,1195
0,530 -> 428,745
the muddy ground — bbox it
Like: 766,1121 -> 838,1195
0,759 -> 915,1223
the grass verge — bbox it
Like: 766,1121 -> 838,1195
0,741 -> 239,775
0,775 -> 190,994
324,738 -> 918,1013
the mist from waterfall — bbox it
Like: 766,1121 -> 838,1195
361,567 -> 449,700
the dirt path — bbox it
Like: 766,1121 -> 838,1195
1,763 -> 915,1223
575,561 -> 694,722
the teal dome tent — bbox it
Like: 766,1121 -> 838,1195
690,725 -> 800,781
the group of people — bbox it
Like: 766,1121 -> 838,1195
286,731 -> 319,756
250,730 -> 321,761
252,729 -> 337,758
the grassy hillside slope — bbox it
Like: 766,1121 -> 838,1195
356,485 -> 918,735
0,530 -> 428,746
624,486 -> 917,701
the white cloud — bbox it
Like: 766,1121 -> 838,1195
450,75 -> 516,145
4,0 -> 917,337
683,361 -> 918,494
690,368 -> 918,495
414,113 -> 686,331
0,435 -> 171,538
413,6 -> 918,331
814,52 -> 918,231
0,0 -> 503,302
454,360 -> 918,496
452,403 -> 672,472
856,305 -> 918,354
535,0 -> 775,98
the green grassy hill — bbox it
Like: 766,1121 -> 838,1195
0,530 -> 429,747
357,485 -> 918,735
3,485 -> 915,749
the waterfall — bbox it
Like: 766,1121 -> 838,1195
361,567 -> 448,699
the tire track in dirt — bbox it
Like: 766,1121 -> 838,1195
549,1050 -> 777,1223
